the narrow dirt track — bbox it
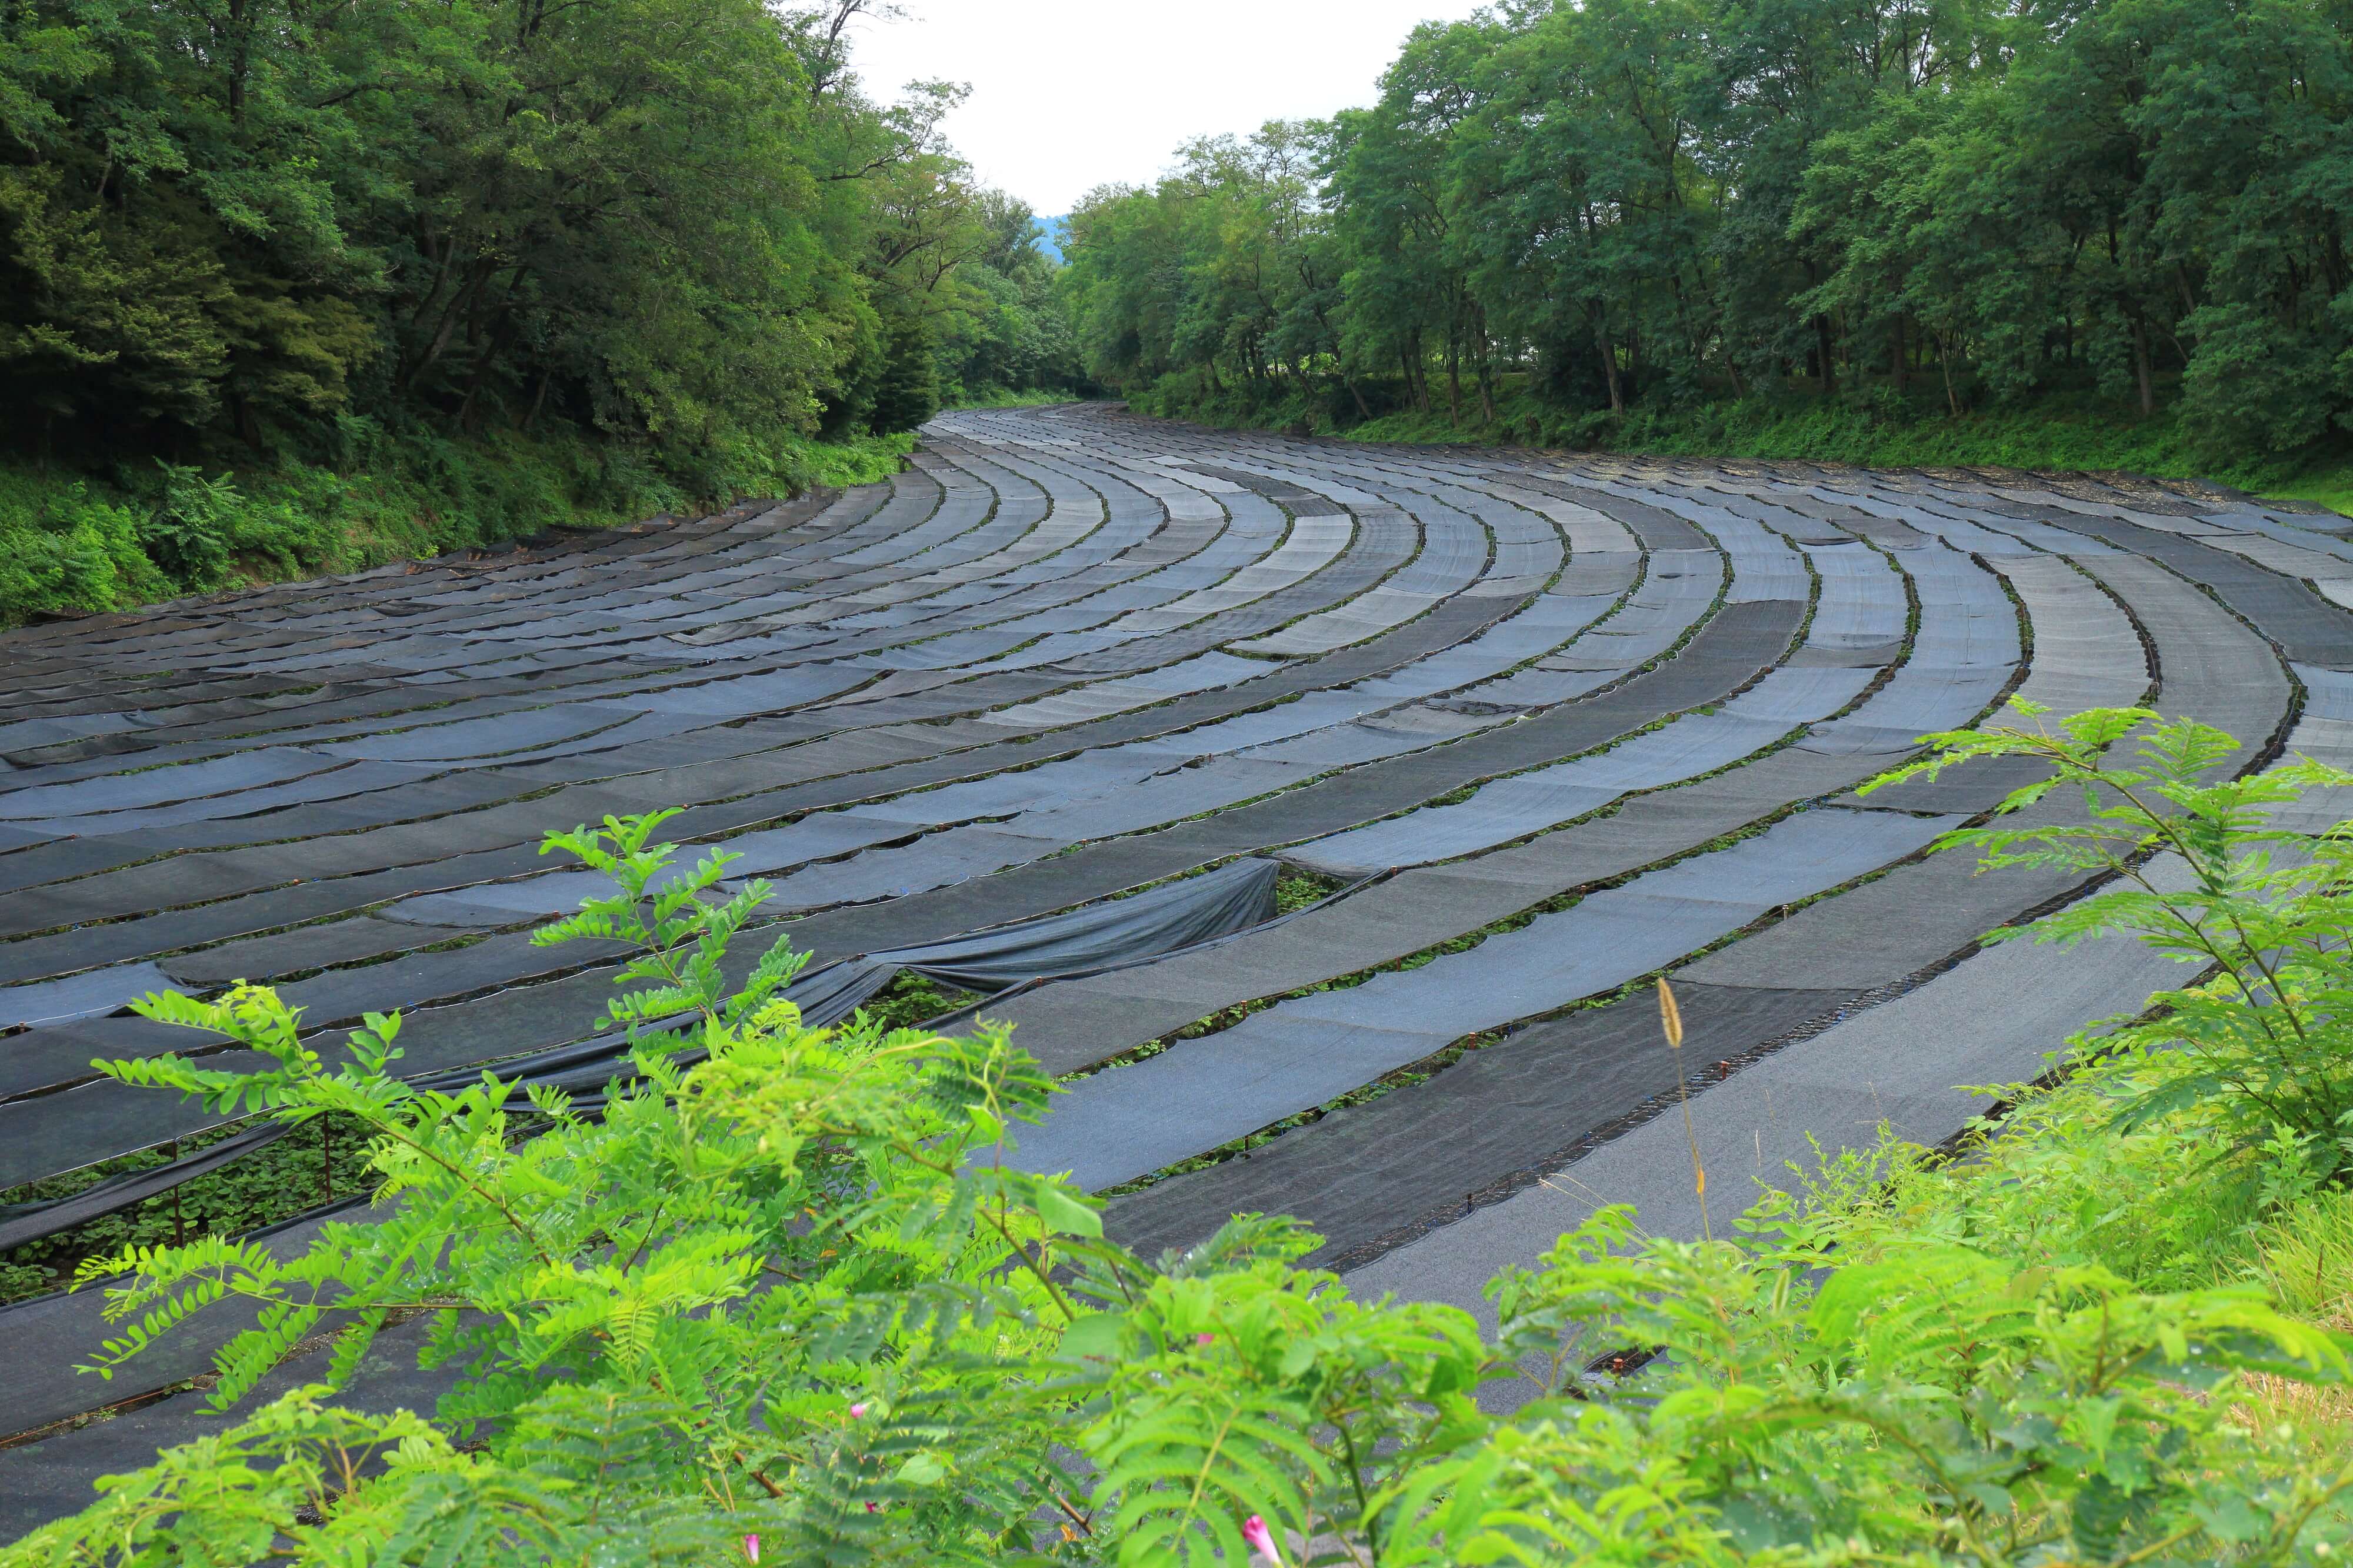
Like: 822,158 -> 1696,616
5,402 -> 2352,1516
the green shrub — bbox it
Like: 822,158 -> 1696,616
0,471 -> 168,619
1867,704 -> 2353,1176
14,788 -> 2353,1565
0,422 -> 911,628
1134,370 -> 2353,521
871,317 -> 943,435
142,462 -> 241,584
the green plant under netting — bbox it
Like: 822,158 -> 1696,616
13,755 -> 2353,1564
0,1113 -> 378,1308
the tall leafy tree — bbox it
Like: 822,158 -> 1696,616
1062,0 -> 2353,468
0,0 -> 1077,479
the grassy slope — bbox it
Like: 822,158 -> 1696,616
938,389 -> 1086,412
1134,377 -> 2353,518
0,424 -> 915,628
1806,1045 -> 2353,1453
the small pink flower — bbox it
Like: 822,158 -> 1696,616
1243,1514 -> 1282,1565
1195,1332 -> 1215,1347
865,1500 -> 879,1514
849,1401 -> 869,1419
743,1535 -> 760,1565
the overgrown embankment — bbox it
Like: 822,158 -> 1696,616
0,426 -> 911,627
1131,377 -> 2353,517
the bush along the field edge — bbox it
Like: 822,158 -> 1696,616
0,422 -> 915,629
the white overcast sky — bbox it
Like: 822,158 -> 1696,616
846,1 -> 1488,216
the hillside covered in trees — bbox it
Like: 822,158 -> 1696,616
1059,0 -> 2353,499
0,0 -> 1081,622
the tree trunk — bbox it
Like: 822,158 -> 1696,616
2131,315 -> 2155,416
1890,315 -> 1907,393
1814,314 -> 1837,398
1471,304 -> 1497,423
1595,312 -> 1624,416
231,391 -> 262,451
1940,332 -> 1961,418
458,295 -> 524,431
226,0 -> 250,125
405,263 -> 495,391
1445,334 -> 1462,424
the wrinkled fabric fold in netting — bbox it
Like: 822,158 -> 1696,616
0,860 -> 1279,1252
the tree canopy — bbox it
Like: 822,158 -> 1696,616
1061,0 -> 2353,462
0,0 -> 1081,489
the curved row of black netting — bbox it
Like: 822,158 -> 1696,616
3,402 -> 2351,1503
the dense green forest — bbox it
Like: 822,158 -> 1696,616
1059,0 -> 2353,504
0,0 -> 1081,621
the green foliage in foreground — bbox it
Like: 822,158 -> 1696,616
0,809 -> 949,1308
1873,707 -> 2353,1169
14,714 -> 2353,1562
